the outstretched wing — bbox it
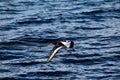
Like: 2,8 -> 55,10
47,46 -> 63,62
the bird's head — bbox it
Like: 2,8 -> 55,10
61,40 -> 74,48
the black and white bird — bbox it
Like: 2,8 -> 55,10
47,40 -> 74,62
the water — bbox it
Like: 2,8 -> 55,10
0,0 -> 120,80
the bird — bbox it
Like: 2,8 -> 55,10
47,40 -> 74,62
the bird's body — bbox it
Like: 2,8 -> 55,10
47,40 -> 74,62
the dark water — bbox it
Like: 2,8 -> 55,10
0,0 -> 120,80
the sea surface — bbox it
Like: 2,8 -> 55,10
0,0 -> 120,80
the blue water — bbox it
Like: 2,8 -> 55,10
0,0 -> 120,80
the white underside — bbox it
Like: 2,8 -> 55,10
47,46 -> 63,62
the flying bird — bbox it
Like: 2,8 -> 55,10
47,40 -> 74,62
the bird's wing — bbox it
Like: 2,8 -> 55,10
47,46 -> 63,62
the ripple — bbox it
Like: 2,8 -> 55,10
59,53 -> 102,58
0,55 -> 24,60
17,18 -> 56,25
0,41 -> 25,46
61,54 -> 119,65
82,9 -> 107,15
0,77 -> 18,80
100,36 -> 120,41
0,51 -> 26,60
0,9 -> 23,14
80,26 -> 104,30
10,61 -> 46,66
106,51 -> 120,54
18,71 -> 71,77
87,75 -> 112,80
0,26 -> 18,31
62,58 -> 101,65
81,8 -> 120,15
89,42 -> 108,46
0,69 -> 10,72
